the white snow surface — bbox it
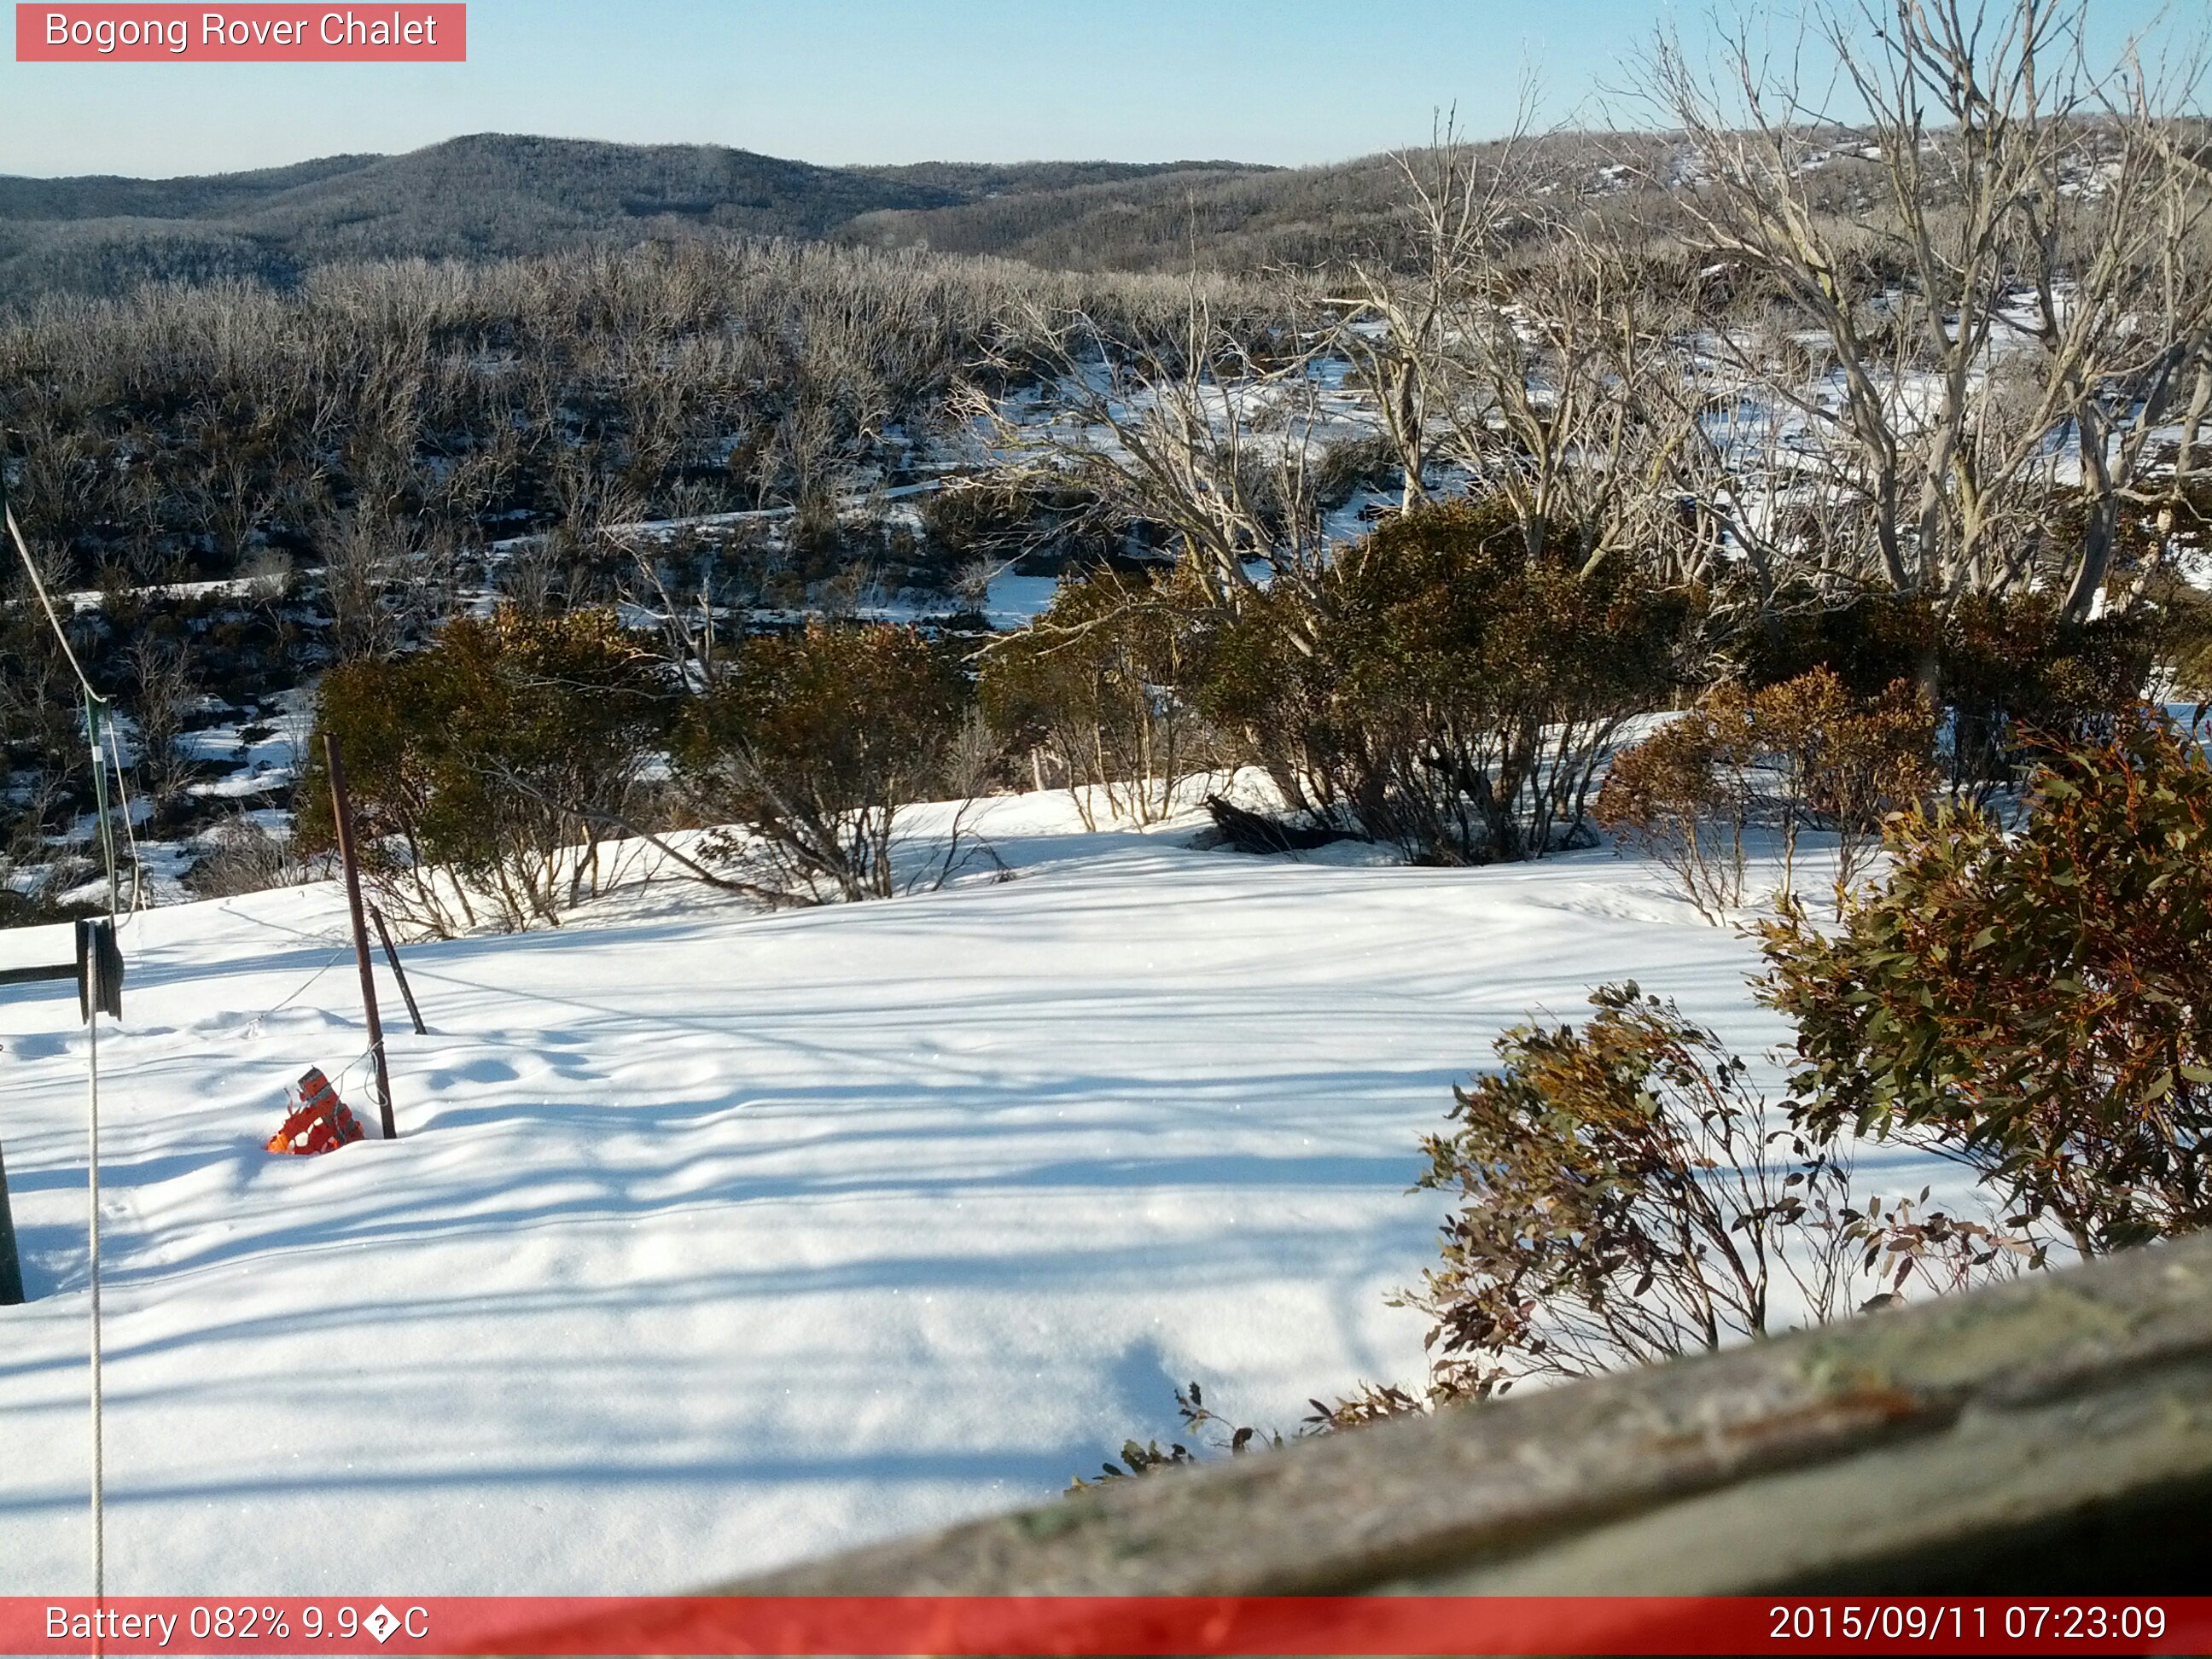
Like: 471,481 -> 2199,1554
0,791 -> 1912,1594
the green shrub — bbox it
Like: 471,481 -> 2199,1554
1202,498 -> 1691,864
1762,709 -> 2212,1255
677,620 -> 973,903
1086,979 -> 2017,1476
1068,1382 -> 1281,1490
979,563 -> 1218,827
306,607 -> 669,934
1595,702 -> 1756,920
1732,591 -> 2151,793
1400,983 -> 1994,1399
2143,574 -> 2212,701
1940,596 -> 2151,787
1597,669 -> 1935,919
1312,433 -> 1399,509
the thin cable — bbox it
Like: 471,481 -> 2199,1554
331,1045 -> 378,1093
86,1003 -> 105,1601
5,502 -> 102,708
242,944 -> 354,1037
9,485 -> 131,911
102,720 -> 148,916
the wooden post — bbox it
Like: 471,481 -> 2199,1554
324,734 -> 395,1139
369,905 -> 428,1037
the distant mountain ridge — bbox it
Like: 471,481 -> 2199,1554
0,134 -> 1279,300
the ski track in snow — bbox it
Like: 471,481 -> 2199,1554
0,793 -> 1947,1592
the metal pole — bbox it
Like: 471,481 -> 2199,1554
323,734 -> 395,1139
87,1002 -> 103,1600
84,696 -> 119,917
369,905 -> 428,1037
78,916 -> 119,1609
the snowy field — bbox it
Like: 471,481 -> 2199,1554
0,794 -> 1936,1594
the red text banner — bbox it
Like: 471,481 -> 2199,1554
16,4 -> 465,61
1,1595 -> 2205,1656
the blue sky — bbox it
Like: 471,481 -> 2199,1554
0,0 -> 2188,178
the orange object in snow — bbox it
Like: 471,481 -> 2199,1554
266,1066 -> 367,1155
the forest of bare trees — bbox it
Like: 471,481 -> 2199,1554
0,238 -> 1272,591
5,0 -> 2210,923
1033,6 -> 2212,633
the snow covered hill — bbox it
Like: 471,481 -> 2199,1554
0,795 -> 1895,1593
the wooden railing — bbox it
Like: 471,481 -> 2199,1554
720,1231 -> 2212,1596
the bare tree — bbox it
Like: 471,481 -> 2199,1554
1328,105 -> 1538,514
1640,0 -> 2212,622
124,636 -> 195,811
1428,217 -> 1705,576
318,504 -> 458,662
962,275 -> 1336,627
